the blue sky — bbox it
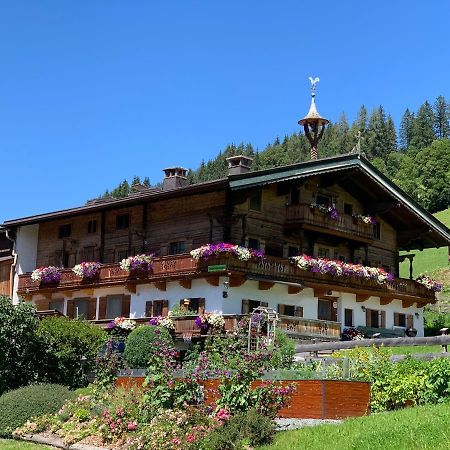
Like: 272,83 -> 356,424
1,1 -> 449,222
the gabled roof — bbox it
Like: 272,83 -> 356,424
229,153 -> 450,250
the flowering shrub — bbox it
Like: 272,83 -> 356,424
31,266 -> 61,284
149,316 -> 175,331
120,254 -> 154,273
107,316 -> 136,332
310,203 -> 339,221
194,313 -> 225,331
72,262 -> 101,279
290,254 -> 395,284
341,327 -> 364,341
352,214 -> 376,225
190,242 -> 264,261
416,274 -> 443,292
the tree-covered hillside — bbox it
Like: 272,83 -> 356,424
103,97 -> 450,214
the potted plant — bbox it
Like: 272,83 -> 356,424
31,266 -> 62,285
120,254 -> 154,277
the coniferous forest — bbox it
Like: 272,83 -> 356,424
105,97 -> 450,214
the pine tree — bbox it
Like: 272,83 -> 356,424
399,108 -> 415,150
410,101 -> 436,150
365,106 -> 388,159
433,95 -> 450,139
143,177 -> 151,187
385,115 -> 397,154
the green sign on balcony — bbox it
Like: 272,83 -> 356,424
208,264 -> 227,272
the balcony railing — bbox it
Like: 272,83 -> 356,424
286,204 -> 375,241
91,314 -> 341,340
18,254 -> 435,302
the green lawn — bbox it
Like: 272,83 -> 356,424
389,344 -> 443,355
257,403 -> 450,450
0,440 -> 52,449
400,208 -> 450,279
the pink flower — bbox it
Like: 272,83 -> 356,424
186,434 -> 196,443
127,421 -> 137,431
172,438 -> 181,445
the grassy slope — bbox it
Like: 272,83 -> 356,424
400,208 -> 450,279
258,403 -> 450,450
0,440 -> 52,449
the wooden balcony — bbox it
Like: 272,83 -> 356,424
199,256 -> 436,304
18,254 -> 435,304
285,204 -> 375,242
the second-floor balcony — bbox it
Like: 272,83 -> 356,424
285,204 -> 375,242
18,254 -> 436,304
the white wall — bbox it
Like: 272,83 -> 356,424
13,224 -> 39,304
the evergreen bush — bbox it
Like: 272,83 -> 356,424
124,325 -> 173,368
37,317 -> 107,388
0,384 -> 74,437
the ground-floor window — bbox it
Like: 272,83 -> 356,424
241,299 -> 268,314
73,298 -> 89,319
278,304 -> 303,317
145,299 -> 169,317
318,298 -> 337,321
180,298 -> 205,314
49,299 -> 64,315
365,308 -> 386,328
394,312 -> 413,328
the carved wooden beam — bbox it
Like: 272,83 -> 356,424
314,288 -> 325,298
154,281 -> 166,291
258,281 -> 274,290
402,299 -> 416,309
206,276 -> 220,287
380,297 -> 394,305
229,275 -> 246,287
288,285 -> 303,295
83,288 -> 94,296
125,283 -> 137,294
62,290 -> 73,298
356,294 -> 370,303
179,279 -> 192,289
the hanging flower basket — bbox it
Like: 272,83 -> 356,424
31,266 -> 62,285
190,243 -> 264,261
352,214 -> 376,225
72,261 -> 101,280
309,203 -> 339,221
120,254 -> 154,276
194,313 -> 225,333
149,316 -> 175,332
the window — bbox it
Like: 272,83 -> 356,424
106,295 -> 123,319
116,214 -> 130,230
73,298 -> 89,319
63,252 -> 70,268
179,298 -> 205,314
290,187 -> 300,205
288,246 -> 299,257
344,203 -> 353,215
318,247 -> 330,258
169,241 -> 186,255
242,299 -> 268,314
318,298 -> 337,321
394,313 -> 406,327
249,191 -> 262,211
58,224 -> 71,239
316,193 -> 332,206
82,246 -> 96,261
373,222 -> 381,240
265,243 -> 283,258
116,249 -> 128,262
49,300 -> 64,314
344,308 -> 353,327
87,220 -> 97,234
370,309 -> 380,328
282,305 -> 296,316
248,238 -> 260,250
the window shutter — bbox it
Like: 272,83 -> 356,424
198,298 -> 205,315
145,301 -> 153,317
88,298 -> 97,320
278,304 -> 285,315
242,299 -> 250,314
407,314 -> 414,328
66,299 -> 74,318
261,301 -> 269,308
394,312 -> 399,326
98,297 -> 107,320
35,300 -> 50,311
365,308 -> 371,327
295,306 -> 304,317
161,300 -> 169,316
380,311 -> 386,328
122,295 -> 131,317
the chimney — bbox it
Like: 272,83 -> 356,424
162,167 -> 188,190
226,155 -> 253,176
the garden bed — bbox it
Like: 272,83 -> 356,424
116,375 -> 370,419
